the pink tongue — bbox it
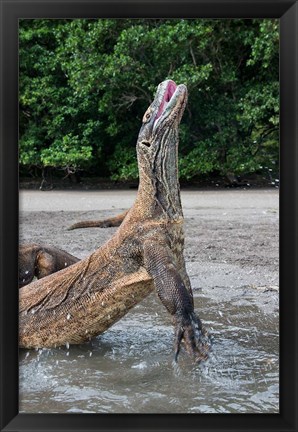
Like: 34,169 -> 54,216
155,80 -> 177,121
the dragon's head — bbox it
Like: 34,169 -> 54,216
137,80 -> 188,153
136,80 -> 187,216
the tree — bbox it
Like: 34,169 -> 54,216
19,19 -> 279,181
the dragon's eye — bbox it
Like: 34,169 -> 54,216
142,109 -> 152,123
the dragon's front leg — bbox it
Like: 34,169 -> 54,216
143,239 -> 210,362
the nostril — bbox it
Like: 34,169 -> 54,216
142,141 -> 151,148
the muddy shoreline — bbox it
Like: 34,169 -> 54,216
19,189 -> 279,314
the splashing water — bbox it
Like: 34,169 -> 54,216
19,289 -> 279,414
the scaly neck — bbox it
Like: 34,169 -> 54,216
135,127 -> 183,222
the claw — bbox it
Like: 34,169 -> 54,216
174,327 -> 184,362
174,312 -> 211,363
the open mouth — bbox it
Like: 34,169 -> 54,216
155,80 -> 178,122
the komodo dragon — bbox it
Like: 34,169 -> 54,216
19,243 -> 80,288
19,79 -> 210,362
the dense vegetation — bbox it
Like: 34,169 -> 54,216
19,19 -> 279,182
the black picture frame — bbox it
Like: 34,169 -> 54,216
0,1 -> 297,431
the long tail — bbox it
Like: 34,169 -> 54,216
68,210 -> 128,230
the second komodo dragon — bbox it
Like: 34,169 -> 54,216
19,80 -> 210,362
19,243 -> 80,288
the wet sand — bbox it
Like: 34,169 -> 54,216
19,188 -> 279,312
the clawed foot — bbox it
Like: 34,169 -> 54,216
174,312 -> 211,363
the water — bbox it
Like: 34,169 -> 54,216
19,290 -> 279,414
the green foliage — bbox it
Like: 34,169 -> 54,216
40,134 -> 93,169
108,145 -> 138,181
19,18 -> 279,180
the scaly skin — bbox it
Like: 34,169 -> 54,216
19,80 -> 210,361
